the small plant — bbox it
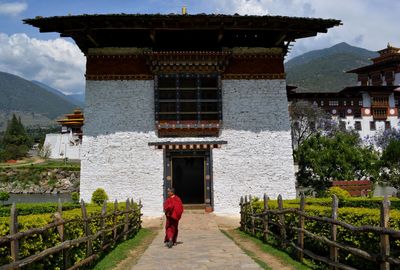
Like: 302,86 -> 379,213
71,192 -> 80,204
91,188 -> 108,205
0,191 -> 10,205
327,186 -> 351,200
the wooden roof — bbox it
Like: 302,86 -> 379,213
23,14 -> 341,54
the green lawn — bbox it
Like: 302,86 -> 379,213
222,229 -> 313,270
91,228 -> 157,270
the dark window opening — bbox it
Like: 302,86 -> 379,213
354,121 -> 362,131
156,74 -> 221,122
370,121 -> 376,131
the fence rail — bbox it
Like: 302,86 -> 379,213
0,198 -> 142,270
240,194 -> 400,270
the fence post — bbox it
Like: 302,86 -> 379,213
263,193 -> 269,242
81,200 -> 93,257
244,195 -> 248,233
277,194 -> 286,248
380,196 -> 390,270
10,203 -> 19,266
100,201 -> 107,249
297,193 -> 305,262
54,198 -> 69,270
249,195 -> 255,235
123,199 -> 130,240
240,196 -> 244,231
114,199 -> 118,241
330,195 -> 338,270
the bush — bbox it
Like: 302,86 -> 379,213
246,199 -> 400,270
0,192 -> 9,205
91,188 -> 108,205
0,202 -> 141,268
326,186 -> 351,200
0,202 -> 80,217
71,192 -> 79,204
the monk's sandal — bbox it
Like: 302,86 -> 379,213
167,240 -> 173,248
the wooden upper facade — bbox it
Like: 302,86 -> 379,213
56,109 -> 84,135
348,44 -> 400,86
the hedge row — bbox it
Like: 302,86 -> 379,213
0,202 -> 81,217
0,202 -> 141,269
247,199 -> 400,270
280,196 -> 400,209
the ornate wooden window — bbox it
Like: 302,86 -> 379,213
155,74 -> 222,137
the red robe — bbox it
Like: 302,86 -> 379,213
163,195 -> 183,243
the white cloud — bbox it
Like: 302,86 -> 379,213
212,0 -> 400,59
0,33 -> 85,94
0,2 -> 27,16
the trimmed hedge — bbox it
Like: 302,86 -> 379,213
0,202 -> 141,269
0,202 -> 81,217
283,197 -> 400,209
247,199 -> 400,270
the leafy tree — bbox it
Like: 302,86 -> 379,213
378,139 -> 400,190
374,128 -> 400,150
0,114 -> 33,161
289,100 -> 334,149
295,131 -> 379,195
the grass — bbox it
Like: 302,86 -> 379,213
222,229 -> 313,270
0,158 -> 80,170
91,228 -> 157,270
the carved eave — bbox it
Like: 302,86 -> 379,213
144,51 -> 231,74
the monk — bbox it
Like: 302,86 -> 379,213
163,187 -> 183,248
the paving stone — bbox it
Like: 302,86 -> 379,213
131,213 -> 262,270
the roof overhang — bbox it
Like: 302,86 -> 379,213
23,14 -> 341,54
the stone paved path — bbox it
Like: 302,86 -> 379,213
131,213 -> 262,270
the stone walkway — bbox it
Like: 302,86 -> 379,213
131,212 -> 262,270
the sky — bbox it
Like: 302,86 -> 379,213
0,0 -> 399,95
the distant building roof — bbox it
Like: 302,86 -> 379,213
24,13 -> 341,54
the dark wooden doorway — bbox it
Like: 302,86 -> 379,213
172,157 -> 204,204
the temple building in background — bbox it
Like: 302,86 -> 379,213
25,13 -> 340,216
43,109 -> 84,159
288,44 -> 400,140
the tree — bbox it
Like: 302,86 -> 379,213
378,139 -> 400,190
289,100 -> 334,149
295,131 -> 379,195
374,128 -> 400,150
0,114 -> 33,161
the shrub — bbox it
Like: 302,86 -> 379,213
71,192 -> 79,204
91,188 -> 108,205
0,202 -> 80,217
326,186 -> 351,200
0,202 -> 141,268
0,192 -> 9,205
246,199 -> 400,270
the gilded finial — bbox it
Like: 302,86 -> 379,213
182,6 -> 187,15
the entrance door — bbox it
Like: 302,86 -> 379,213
172,157 -> 204,204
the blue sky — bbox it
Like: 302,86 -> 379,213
0,0 -> 399,95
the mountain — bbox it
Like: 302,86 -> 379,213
68,93 -> 85,106
31,80 -> 84,107
285,42 -> 379,92
0,71 -> 78,130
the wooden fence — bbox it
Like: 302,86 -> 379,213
0,198 -> 142,270
240,194 -> 400,270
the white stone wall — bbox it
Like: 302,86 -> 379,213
80,80 -> 164,216
81,79 -> 296,216
44,133 -> 81,159
213,79 -> 296,215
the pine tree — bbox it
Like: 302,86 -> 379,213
0,114 -> 32,161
